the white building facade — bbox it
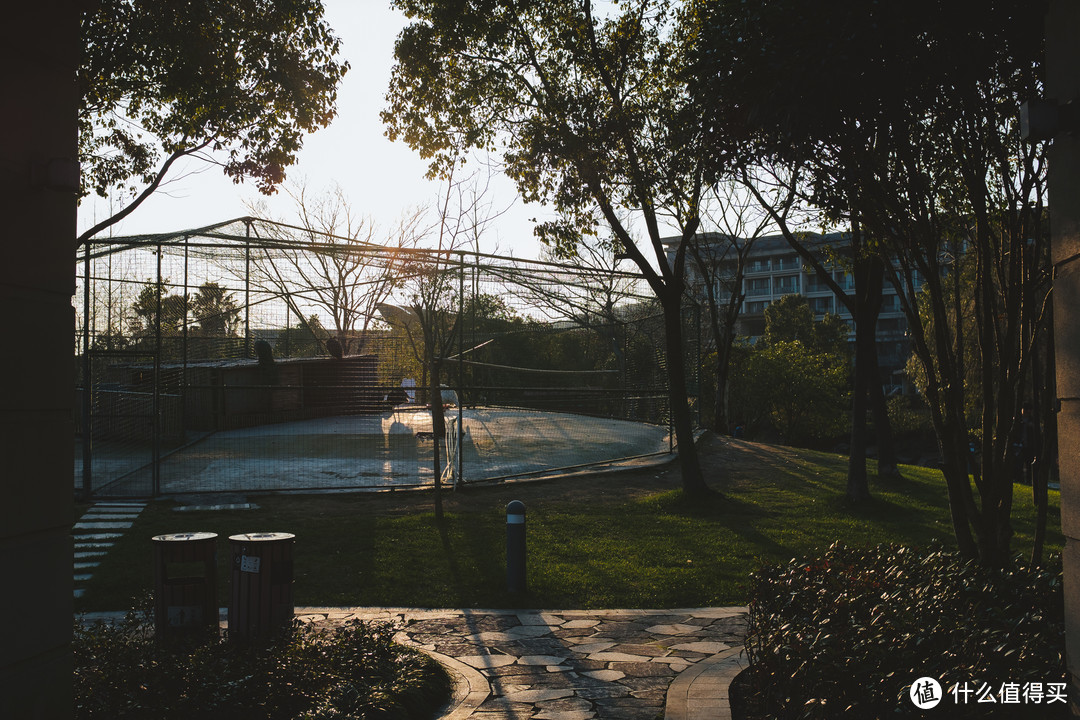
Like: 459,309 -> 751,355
665,232 -> 916,395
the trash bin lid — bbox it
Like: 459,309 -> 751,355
228,532 -> 295,543
152,532 -> 218,543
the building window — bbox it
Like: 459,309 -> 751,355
746,300 -> 770,314
747,258 -> 771,273
805,272 -> 830,292
809,296 -> 832,315
746,277 -> 771,296
775,254 -> 800,271
775,274 -> 800,295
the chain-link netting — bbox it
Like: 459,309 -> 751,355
76,218 -> 699,497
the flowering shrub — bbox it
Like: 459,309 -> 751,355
741,543 -> 1065,719
75,600 -> 450,720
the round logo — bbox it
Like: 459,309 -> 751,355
909,677 -> 943,709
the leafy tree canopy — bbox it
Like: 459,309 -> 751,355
79,0 -> 348,241
688,0 -> 1045,214
763,294 -> 848,357
383,0 -> 703,281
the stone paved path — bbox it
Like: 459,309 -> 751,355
295,607 -> 748,720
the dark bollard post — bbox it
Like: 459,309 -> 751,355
506,500 -> 526,594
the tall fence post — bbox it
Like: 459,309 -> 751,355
458,254 -> 465,485
81,241 -> 92,497
153,242 -> 162,497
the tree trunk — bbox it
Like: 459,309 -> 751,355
845,228 -> 882,503
1031,302 -> 1056,565
662,293 -> 709,496
847,326 -> 871,503
714,356 -> 731,434
428,353 -> 444,522
868,346 -> 901,479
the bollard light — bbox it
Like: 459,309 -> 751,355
506,500 -> 526,594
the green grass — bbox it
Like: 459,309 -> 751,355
74,442 -> 1063,612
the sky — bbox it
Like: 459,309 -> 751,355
76,1 -> 548,260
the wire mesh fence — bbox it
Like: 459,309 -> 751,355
75,218 -> 700,497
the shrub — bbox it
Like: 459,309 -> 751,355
742,543 -> 1065,719
74,600 -> 451,720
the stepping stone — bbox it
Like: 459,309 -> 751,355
73,588 -> 86,599
87,513 -> 140,518
563,619 -> 600,629
586,651 -> 651,663
534,711 -> 595,720
517,612 -> 562,626
645,623 -> 700,635
74,550 -> 108,558
74,562 -> 100,571
73,521 -> 133,530
74,574 -> 93,582
670,641 -> 730,654
583,669 -> 626,682
459,655 -> 517,669
517,655 -> 570,666
507,624 -> 555,638
501,688 -> 576,703
569,641 -> 617,654
72,533 -> 122,542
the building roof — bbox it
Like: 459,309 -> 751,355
661,231 -> 850,256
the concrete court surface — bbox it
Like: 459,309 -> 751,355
90,406 -> 671,495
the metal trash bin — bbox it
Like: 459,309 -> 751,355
151,532 -> 219,638
228,532 -> 295,641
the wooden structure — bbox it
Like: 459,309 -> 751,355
228,532 -> 295,642
152,532 -> 220,638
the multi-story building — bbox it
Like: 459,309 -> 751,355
663,232 -> 916,395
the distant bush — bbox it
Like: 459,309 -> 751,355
75,601 -> 450,720
740,543 -> 1065,719
885,395 -> 934,438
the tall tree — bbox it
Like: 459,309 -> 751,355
78,0 -> 348,246
191,282 -> 241,337
683,172 -> 794,433
248,185 -> 425,357
384,0 -> 713,495
510,231 -> 648,378
384,168 -> 500,520
693,0 -> 1048,563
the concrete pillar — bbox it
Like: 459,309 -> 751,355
1047,1 -> 1080,716
0,2 -> 80,718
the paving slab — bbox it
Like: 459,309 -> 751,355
75,605 -> 748,719
326,607 -> 749,720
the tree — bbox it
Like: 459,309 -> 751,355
683,173 -> 795,433
384,167 -> 503,520
730,300 -> 850,445
510,231 -> 646,379
248,186 -> 426,357
693,0 -> 1048,563
384,0 -> 713,495
735,340 -> 848,446
130,279 -> 186,338
191,282 -> 241,337
77,0 -> 348,246
743,167 -> 904,496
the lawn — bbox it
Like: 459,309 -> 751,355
73,436 -> 1063,612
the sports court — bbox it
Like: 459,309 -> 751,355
83,406 -> 671,496
75,219 -> 700,498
